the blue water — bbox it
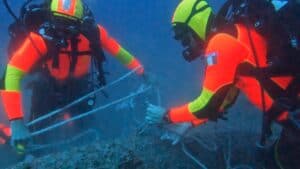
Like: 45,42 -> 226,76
0,0 -> 225,126
0,0 -> 251,168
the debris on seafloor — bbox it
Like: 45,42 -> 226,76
5,125 -> 261,169
118,150 -> 143,169
5,131 -> 196,169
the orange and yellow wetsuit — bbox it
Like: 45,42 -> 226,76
167,24 -> 293,126
1,25 -> 144,121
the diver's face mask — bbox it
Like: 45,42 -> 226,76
173,24 -> 204,62
52,16 -> 81,38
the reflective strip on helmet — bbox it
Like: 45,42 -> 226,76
57,0 -> 77,17
62,0 -> 72,11
51,0 -> 84,20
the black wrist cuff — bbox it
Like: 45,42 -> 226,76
163,110 -> 171,123
9,117 -> 23,122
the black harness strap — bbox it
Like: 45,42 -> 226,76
285,77 -> 300,101
238,45 -> 300,148
238,63 -> 300,109
70,36 -> 79,73
49,43 -> 60,69
244,23 -> 270,147
46,36 -> 92,73
86,25 -> 107,86
59,50 -> 91,55
262,66 -> 300,103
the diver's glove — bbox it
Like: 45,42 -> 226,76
161,123 -> 192,145
10,119 -> 30,153
145,104 -> 168,124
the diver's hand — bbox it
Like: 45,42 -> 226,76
10,119 -> 30,153
136,66 -> 145,75
160,123 -> 192,145
145,104 -> 167,124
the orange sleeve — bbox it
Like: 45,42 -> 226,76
9,32 -> 47,72
203,33 -> 247,93
168,33 -> 248,124
126,58 -> 144,75
1,32 -> 47,120
192,119 -> 208,126
168,104 -> 198,123
98,25 -> 121,56
97,25 -> 144,75
168,104 -> 208,126
0,90 -> 24,120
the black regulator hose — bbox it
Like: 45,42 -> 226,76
3,0 -> 35,21
2,0 -> 18,21
3,0 -> 43,56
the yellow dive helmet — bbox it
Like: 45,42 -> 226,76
50,0 -> 84,21
172,0 -> 214,41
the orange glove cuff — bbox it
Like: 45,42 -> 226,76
0,90 -> 24,120
192,119 -> 208,127
127,58 -> 144,75
168,104 -> 198,123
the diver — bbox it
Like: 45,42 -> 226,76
146,0 -> 300,168
1,0 -> 147,152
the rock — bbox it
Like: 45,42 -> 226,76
5,125 -> 266,169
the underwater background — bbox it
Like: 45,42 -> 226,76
0,0 -> 269,168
